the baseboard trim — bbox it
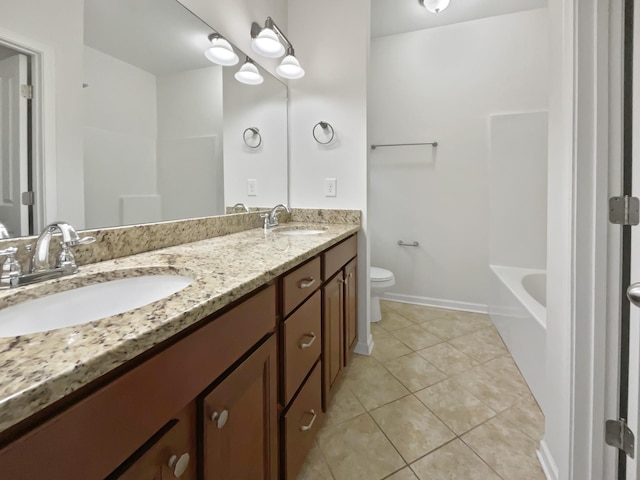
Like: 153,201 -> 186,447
537,440 -> 559,480
354,334 -> 374,356
381,293 -> 489,314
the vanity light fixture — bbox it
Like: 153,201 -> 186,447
234,57 -> 264,85
418,0 -> 450,13
251,17 -> 305,80
204,34 -> 239,66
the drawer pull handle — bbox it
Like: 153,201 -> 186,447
299,332 -> 317,349
300,409 -> 317,431
168,452 -> 190,478
211,409 -> 229,429
299,277 -> 316,289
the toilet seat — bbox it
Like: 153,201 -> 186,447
371,267 -> 394,283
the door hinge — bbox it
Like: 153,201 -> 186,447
609,196 -> 640,225
20,84 -> 33,100
606,419 -> 635,458
21,191 -> 35,206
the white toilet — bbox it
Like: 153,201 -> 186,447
370,267 -> 395,323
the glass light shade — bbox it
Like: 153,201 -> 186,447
421,0 -> 450,13
204,37 -> 239,66
276,55 -> 305,80
234,61 -> 264,85
251,28 -> 285,58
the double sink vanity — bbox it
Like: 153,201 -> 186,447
0,210 -> 360,479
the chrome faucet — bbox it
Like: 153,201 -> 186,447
0,222 -> 95,289
265,204 -> 291,228
232,202 -> 250,213
31,222 -> 94,273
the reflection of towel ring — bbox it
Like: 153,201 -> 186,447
312,121 -> 335,145
243,127 -> 262,149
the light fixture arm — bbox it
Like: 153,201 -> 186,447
251,17 -> 294,50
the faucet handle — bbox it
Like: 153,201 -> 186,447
56,242 -> 78,271
76,236 -> 96,245
0,246 -> 21,287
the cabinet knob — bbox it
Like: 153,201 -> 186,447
299,277 -> 316,289
168,452 -> 190,478
211,409 -> 229,429
299,332 -> 317,349
300,409 -> 317,432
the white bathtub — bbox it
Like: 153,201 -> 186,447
489,265 -> 547,412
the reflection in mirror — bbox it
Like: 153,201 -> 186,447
0,0 -> 288,237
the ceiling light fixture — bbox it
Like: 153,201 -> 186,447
204,34 -> 239,66
234,57 -> 264,85
251,17 -> 305,80
418,0 -> 450,13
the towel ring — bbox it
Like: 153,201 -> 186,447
312,121 -> 335,145
243,127 -> 262,149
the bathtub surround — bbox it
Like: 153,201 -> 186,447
369,8 -> 549,312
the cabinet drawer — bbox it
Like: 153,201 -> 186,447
283,257 -> 321,316
283,291 -> 322,405
323,235 -> 357,280
283,362 -> 323,480
110,403 -> 197,480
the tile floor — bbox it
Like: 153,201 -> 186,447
297,300 -> 546,480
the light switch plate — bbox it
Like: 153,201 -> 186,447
324,178 -> 337,197
247,179 -> 257,196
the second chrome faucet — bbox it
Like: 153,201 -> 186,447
261,204 -> 291,229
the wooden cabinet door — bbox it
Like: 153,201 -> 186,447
344,258 -> 358,367
201,335 -> 278,480
112,403 -> 197,480
322,272 -> 344,409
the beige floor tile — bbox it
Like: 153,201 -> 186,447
322,383 -> 366,428
420,316 -> 488,340
317,414 -> 405,480
383,353 -> 447,392
415,379 -> 496,435
378,310 -> 415,331
345,358 -> 410,411
416,342 -> 477,376
448,327 -> 508,363
463,416 -> 546,479
478,356 -> 532,400
497,393 -> 545,441
411,439 -> 501,480
449,363 -> 523,413
371,323 -> 387,337
384,467 -> 418,480
386,302 -> 456,323
371,333 -> 413,362
370,395 -> 455,463
297,440 -> 334,480
391,325 -> 443,351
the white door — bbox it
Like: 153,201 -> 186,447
0,53 -> 28,237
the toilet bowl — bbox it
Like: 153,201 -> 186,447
370,267 -> 395,323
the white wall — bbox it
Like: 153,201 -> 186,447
489,111 -> 548,269
157,67 -> 224,220
83,46 -> 158,228
287,0 -> 370,352
368,9 -> 549,311
0,0 -> 85,227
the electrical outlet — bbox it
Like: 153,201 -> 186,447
324,178 -> 337,197
247,179 -> 257,196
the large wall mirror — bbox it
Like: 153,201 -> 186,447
0,0 -> 288,238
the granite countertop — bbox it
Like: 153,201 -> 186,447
0,222 -> 359,434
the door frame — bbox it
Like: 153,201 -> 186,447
541,0 -> 621,478
0,27 -> 57,233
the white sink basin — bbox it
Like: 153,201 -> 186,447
0,275 -> 193,338
273,226 -> 328,236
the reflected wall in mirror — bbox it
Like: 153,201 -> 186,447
0,0 -> 288,238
